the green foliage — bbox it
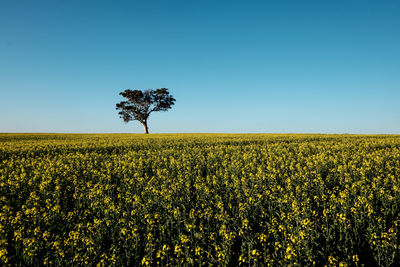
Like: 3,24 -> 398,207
1,134 -> 400,266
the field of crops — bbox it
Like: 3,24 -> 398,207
1,134 -> 400,266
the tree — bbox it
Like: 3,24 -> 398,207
116,88 -> 176,134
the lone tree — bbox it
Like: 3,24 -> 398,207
116,88 -> 176,134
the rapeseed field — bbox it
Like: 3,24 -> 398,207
1,134 -> 400,266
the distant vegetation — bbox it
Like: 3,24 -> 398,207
1,134 -> 400,265
116,88 -> 175,134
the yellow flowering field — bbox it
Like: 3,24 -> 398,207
1,133 -> 400,266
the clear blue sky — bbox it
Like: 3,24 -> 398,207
1,0 -> 399,133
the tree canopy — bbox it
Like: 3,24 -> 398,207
116,88 -> 175,134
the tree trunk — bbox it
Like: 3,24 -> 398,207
142,122 -> 149,134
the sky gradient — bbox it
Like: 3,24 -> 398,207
1,0 -> 399,133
